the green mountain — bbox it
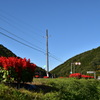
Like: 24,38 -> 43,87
50,47 -> 100,77
0,44 -> 16,57
34,66 -> 47,77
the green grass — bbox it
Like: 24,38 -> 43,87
0,78 -> 100,100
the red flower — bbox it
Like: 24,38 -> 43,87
0,56 -> 36,72
35,75 -> 40,78
0,57 -> 36,83
69,73 -> 81,79
43,76 -> 49,78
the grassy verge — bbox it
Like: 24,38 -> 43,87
0,78 -> 100,100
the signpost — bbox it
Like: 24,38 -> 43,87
87,71 -> 96,79
87,71 -> 95,74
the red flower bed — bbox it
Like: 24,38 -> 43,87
43,76 -> 49,78
35,75 -> 40,78
69,73 -> 94,79
0,57 -> 36,82
69,73 -> 81,79
0,57 -> 36,71
81,75 -> 94,79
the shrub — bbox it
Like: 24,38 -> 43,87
0,57 -> 36,83
45,78 -> 100,100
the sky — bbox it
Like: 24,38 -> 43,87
0,0 -> 100,71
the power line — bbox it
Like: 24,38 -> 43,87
0,31 -> 46,54
0,10 -> 63,62
0,27 -> 62,62
0,14 -> 44,45
0,27 -> 45,52
0,9 -> 44,36
49,54 -> 62,62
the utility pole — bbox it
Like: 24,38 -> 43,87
46,29 -> 49,77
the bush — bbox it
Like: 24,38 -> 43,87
44,78 -> 100,100
0,57 -> 36,83
0,78 -> 100,100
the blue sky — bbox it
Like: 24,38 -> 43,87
0,0 -> 100,71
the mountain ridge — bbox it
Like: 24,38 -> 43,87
50,46 -> 100,77
0,44 -> 17,57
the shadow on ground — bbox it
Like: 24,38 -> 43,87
4,83 -> 58,93
35,84 -> 58,93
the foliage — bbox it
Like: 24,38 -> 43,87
0,83 -> 38,100
51,46 -> 100,77
34,78 -> 100,100
0,44 -> 16,57
34,66 -> 46,78
0,78 -> 100,100
0,57 -> 36,83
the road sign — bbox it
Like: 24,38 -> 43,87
87,71 -> 95,74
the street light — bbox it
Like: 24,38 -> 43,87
71,63 -> 74,74
74,62 -> 81,73
71,62 -> 81,74
75,62 -> 81,65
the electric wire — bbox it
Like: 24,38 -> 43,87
0,31 -> 46,54
0,10 -> 63,62
0,26 -> 62,62
0,14 -> 44,45
0,31 -> 62,62
0,27 -> 46,52
0,9 -> 44,36
49,53 -> 62,62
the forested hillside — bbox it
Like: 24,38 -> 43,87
50,47 -> 100,77
0,44 -> 16,57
